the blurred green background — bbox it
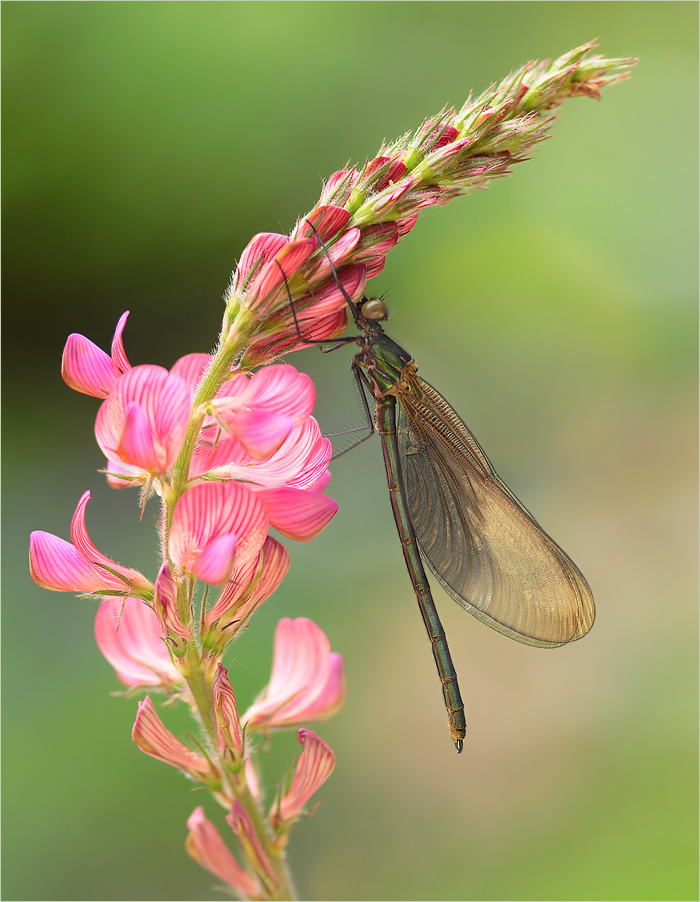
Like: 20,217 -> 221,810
3,3 -> 697,900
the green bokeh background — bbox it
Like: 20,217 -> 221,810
3,3 -> 697,900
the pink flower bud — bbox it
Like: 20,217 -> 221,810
213,665 -> 243,758
152,562 -> 189,639
244,618 -> 345,731
186,807 -> 260,899
95,596 -> 182,688
271,729 -> 335,828
226,800 -> 277,886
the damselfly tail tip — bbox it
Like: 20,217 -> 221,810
454,738 -> 464,754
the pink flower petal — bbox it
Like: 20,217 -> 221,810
213,665 -> 243,757
169,482 -> 269,576
95,597 -> 182,686
110,311 -> 131,376
272,729 -> 335,827
231,408 -> 295,459
205,535 -> 290,628
298,205 -> 352,241
133,697 -> 210,776
186,808 -> 259,898
259,487 -> 338,541
118,402 -> 157,471
170,353 -> 212,394
190,533 -> 239,586
236,232 -> 289,285
29,532 -> 121,593
226,801 -> 277,884
153,562 -> 189,638
61,334 -> 117,398
251,238 -> 317,311
247,366 -> 316,424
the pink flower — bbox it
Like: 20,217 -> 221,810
152,562 -> 189,638
94,364 -> 192,487
244,618 -> 345,731
29,491 -> 151,597
95,596 -> 182,688
132,696 -> 211,778
271,729 -> 335,829
61,311 -> 131,398
186,807 -> 260,899
169,479 -> 336,587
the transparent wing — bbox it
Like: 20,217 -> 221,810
396,374 -> 595,647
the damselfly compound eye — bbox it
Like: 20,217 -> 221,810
359,297 -> 387,320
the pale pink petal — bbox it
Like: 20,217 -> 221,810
213,665 -> 243,757
118,403 -> 157,470
206,535 -> 290,628
153,563 -> 189,638
186,807 -> 259,898
61,334 -> 117,398
153,373 -> 192,469
259,487 -> 338,541
190,533 -> 239,586
133,697 -> 210,776
244,618 -> 344,730
272,729 -> 335,827
231,408 -> 295,459
226,801 -> 277,884
95,597 -> 182,686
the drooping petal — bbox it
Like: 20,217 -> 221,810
271,729 -> 335,828
213,665 -> 243,757
259,487 -> 338,540
133,697 -> 210,777
95,597 -> 182,687
186,808 -> 260,899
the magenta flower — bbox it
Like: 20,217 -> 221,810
186,807 -> 260,899
244,618 -> 345,731
94,596 -> 182,688
271,729 -> 336,829
29,491 -> 151,597
132,696 -> 212,779
61,311 -> 131,398
94,364 -> 192,488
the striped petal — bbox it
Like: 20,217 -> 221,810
133,697 -> 210,777
95,597 -> 182,687
118,403 -> 157,471
186,808 -> 260,899
259,487 -> 338,540
29,532 -> 124,593
271,729 -> 335,827
190,533 -> 239,586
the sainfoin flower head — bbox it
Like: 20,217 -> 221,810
244,618 -> 345,731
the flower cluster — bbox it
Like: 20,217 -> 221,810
29,40 -> 634,901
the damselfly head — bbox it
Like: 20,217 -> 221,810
358,297 -> 388,321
